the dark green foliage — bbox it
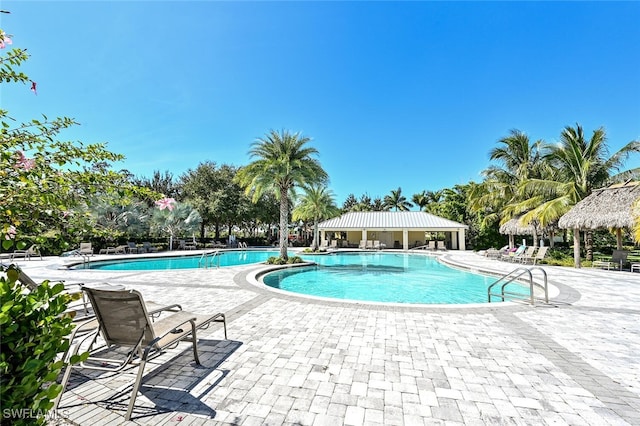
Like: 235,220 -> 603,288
0,266 -> 84,425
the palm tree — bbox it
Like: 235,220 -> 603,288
519,124 -> 640,266
468,130 -> 546,243
292,185 -> 339,250
235,130 -> 328,260
412,191 -> 429,211
383,187 -> 413,211
149,202 -> 201,250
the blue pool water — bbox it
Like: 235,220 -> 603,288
77,250 -> 282,270
77,250 -> 525,304
262,252 -> 524,304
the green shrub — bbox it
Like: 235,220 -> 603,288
0,265 -> 85,425
266,256 -> 305,265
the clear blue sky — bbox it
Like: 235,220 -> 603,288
3,1 -> 640,207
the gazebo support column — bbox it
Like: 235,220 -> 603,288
616,228 -> 623,250
573,227 -> 581,268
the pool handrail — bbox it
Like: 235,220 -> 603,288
487,266 -> 549,305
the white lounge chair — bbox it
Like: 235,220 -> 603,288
10,244 -> 42,261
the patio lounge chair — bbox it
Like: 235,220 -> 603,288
98,246 -> 116,255
436,241 -> 447,251
632,263 -> 640,273
127,242 -> 139,254
114,245 -> 128,254
592,250 -> 629,270
427,241 -> 436,251
57,286 -> 228,421
10,244 -> 42,261
141,242 -> 158,253
515,246 -> 537,263
359,240 -> 367,249
526,246 -> 549,265
79,242 -> 93,256
365,240 -> 374,250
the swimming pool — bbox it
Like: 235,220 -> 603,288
261,252 -> 527,304
75,250 -> 282,270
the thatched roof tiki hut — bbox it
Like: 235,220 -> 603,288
499,216 -> 555,249
499,217 -> 538,249
558,181 -> 640,268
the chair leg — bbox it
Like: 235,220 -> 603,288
125,355 -> 148,421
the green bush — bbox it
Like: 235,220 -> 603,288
266,256 -> 305,265
0,265 -> 85,425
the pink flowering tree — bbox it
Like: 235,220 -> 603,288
150,199 -> 201,250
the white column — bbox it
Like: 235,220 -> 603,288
362,229 -> 367,243
402,229 -> 409,250
458,229 -> 466,250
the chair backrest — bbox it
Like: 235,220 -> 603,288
80,242 -> 92,252
535,246 -> 549,259
127,242 -> 137,249
612,250 -> 629,262
17,268 -> 40,291
82,287 -> 155,347
437,241 -> 446,250
428,241 -> 436,249
524,246 -> 537,257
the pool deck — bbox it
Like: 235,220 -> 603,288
9,250 -> 640,425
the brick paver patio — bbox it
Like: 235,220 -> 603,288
10,250 -> 640,425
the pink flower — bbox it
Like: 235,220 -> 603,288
155,197 -> 176,211
0,34 -> 11,49
30,81 -> 37,95
62,210 -> 71,218
15,151 -> 36,171
5,225 -> 17,240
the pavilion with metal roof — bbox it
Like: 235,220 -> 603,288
317,211 -> 468,250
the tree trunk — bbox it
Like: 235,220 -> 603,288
312,218 -> 319,251
573,228 -> 581,268
585,231 -> 593,261
200,222 -> 205,240
279,187 -> 289,261
616,228 -> 623,250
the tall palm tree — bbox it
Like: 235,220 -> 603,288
292,185 -> 339,250
412,191 -> 429,211
520,124 -> 640,266
235,130 -> 328,260
383,187 -> 413,211
468,130 -> 545,239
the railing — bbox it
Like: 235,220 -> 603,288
487,267 -> 549,305
198,251 -> 221,269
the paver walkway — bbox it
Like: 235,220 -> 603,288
9,250 -> 640,425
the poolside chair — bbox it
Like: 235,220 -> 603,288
79,242 -> 93,256
359,240 -> 367,249
57,286 -> 228,421
374,240 -> 385,250
114,245 -> 128,254
631,263 -> 640,273
98,246 -> 116,255
529,246 -> 549,265
127,242 -> 139,254
436,241 -> 447,251
141,242 -> 158,253
365,240 -> 374,250
184,237 -> 197,250
10,244 -> 42,261
427,241 -> 436,251
592,250 -> 629,271
516,246 -> 538,264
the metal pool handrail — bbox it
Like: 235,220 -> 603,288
198,251 -> 221,269
487,266 -> 549,305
